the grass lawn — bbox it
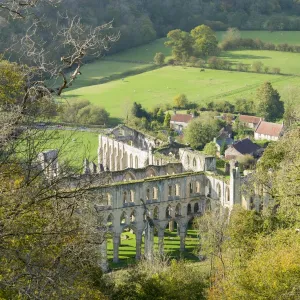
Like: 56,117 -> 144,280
61,61 -> 151,91
34,129 -> 100,168
64,66 -> 296,119
106,31 -> 300,64
107,227 -> 199,269
221,50 -> 300,75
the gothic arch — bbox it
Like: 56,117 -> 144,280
146,167 -> 157,177
130,190 -> 135,203
123,171 -> 136,181
130,210 -> 136,223
194,203 -> 199,213
107,213 -> 114,226
206,179 -> 212,197
192,157 -> 197,168
175,184 -> 180,196
120,211 -> 127,225
129,154 -> 133,168
175,203 -> 181,217
166,205 -> 172,218
152,186 -> 159,200
153,206 -> 159,220
135,156 -> 139,168
187,203 -> 192,215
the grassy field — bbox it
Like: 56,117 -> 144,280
61,31 -> 300,120
107,227 -> 199,269
103,31 -> 300,64
37,129 -> 100,167
221,50 -> 300,75
64,66 -> 298,118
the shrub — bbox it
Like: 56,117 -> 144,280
252,61 -> 263,73
272,67 -> 281,74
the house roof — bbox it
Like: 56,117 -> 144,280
255,121 -> 284,137
229,138 -> 261,155
218,125 -> 233,139
239,115 -> 263,124
170,114 -> 193,123
216,138 -> 234,147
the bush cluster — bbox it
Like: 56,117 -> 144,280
220,37 -> 300,53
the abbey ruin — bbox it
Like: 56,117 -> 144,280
40,125 -> 270,271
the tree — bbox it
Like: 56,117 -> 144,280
131,102 -> 149,119
190,25 -> 219,57
184,117 -> 220,149
156,108 -> 165,123
163,112 -> 171,127
220,140 -> 228,156
222,27 -> 241,42
252,61 -> 264,73
256,82 -> 284,121
165,29 -> 193,61
235,98 -> 255,114
60,100 -> 109,125
203,142 -> 217,156
154,52 -> 165,66
173,94 -> 188,108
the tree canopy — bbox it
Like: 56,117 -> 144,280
256,82 -> 284,121
184,117 -> 221,149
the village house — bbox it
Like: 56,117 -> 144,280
225,138 -> 261,160
239,115 -> 264,129
254,121 -> 284,141
170,113 -> 193,133
214,125 -> 234,156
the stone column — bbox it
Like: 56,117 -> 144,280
176,224 -> 180,236
180,234 -> 185,252
169,220 -> 174,232
144,225 -> 154,261
158,228 -> 165,255
113,232 -> 120,263
100,239 -> 108,272
135,230 -> 143,260
179,224 -> 187,252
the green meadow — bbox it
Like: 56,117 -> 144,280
64,66 -> 298,119
221,50 -> 300,75
107,228 -> 199,269
60,31 -> 300,120
33,129 -> 100,167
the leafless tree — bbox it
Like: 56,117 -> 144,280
0,1 -> 119,297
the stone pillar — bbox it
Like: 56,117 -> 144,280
158,228 -> 165,255
179,224 -> 187,252
135,230 -> 143,260
100,239 -> 108,272
169,220 -> 174,232
180,234 -> 185,252
176,224 -> 180,236
113,232 -> 120,263
144,225 -> 154,261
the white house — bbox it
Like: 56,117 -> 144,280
170,114 -> 193,133
254,121 -> 284,141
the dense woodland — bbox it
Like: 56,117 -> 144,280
3,0 -> 300,63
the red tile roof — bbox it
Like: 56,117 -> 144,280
170,114 -> 193,123
255,121 -> 283,137
239,115 -> 263,124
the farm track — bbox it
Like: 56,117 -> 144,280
202,75 -> 296,102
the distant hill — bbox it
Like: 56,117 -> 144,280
2,0 -> 300,62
